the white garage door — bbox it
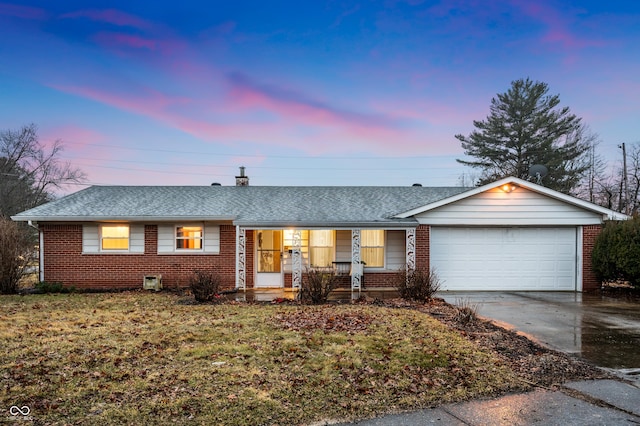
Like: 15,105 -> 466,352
431,227 -> 577,291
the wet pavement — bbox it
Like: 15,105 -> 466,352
343,379 -> 640,425
439,291 -> 640,373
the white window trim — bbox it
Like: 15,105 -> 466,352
175,224 -> 204,252
99,224 -> 130,253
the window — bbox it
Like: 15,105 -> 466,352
176,226 -> 203,250
101,225 -> 129,250
361,230 -> 384,267
310,230 -> 334,267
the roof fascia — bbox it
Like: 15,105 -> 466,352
11,215 -> 237,222
232,220 -> 418,229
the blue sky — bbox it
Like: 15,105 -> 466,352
1,1 -> 639,191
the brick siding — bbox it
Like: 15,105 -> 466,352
582,225 -> 602,292
41,224 -> 241,291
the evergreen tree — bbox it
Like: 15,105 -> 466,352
455,78 -> 590,193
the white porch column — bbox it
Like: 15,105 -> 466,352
292,229 -> 302,289
406,228 -> 416,271
236,226 -> 246,290
351,229 -> 362,290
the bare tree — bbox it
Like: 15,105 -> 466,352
626,143 -> 640,215
0,217 -> 32,293
0,124 -> 85,218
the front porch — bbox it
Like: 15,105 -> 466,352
234,227 -> 420,292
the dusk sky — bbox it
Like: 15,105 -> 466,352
1,1 -> 639,192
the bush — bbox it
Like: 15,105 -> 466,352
453,298 -> 480,325
189,269 -> 223,302
592,217 -> 640,287
0,218 -> 33,294
298,267 -> 339,304
393,266 -> 441,302
35,281 -> 75,294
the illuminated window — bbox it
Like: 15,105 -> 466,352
310,230 -> 334,267
361,230 -> 384,267
176,226 -> 203,250
101,225 -> 129,250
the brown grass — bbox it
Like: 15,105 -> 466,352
0,292 -> 527,425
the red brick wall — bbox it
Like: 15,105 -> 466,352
41,224 -> 239,291
582,225 -> 602,292
415,225 -> 429,270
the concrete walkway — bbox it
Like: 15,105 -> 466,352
341,379 -> 640,425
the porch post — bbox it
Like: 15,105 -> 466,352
351,229 -> 362,290
406,228 -> 416,271
292,229 -> 302,289
236,226 -> 246,290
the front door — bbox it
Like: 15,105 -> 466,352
255,230 -> 283,288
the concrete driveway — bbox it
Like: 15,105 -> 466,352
440,291 -> 640,378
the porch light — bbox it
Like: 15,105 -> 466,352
501,184 -> 518,193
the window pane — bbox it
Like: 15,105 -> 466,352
102,225 -> 129,238
361,230 -> 383,246
102,238 -> 129,250
176,226 -> 203,250
361,230 -> 384,267
310,230 -> 333,247
362,247 -> 384,267
310,247 -> 333,267
177,227 -> 202,239
101,225 -> 129,250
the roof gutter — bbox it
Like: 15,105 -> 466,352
12,215 -> 238,222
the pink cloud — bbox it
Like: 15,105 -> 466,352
0,2 -> 46,19
60,9 -> 152,30
47,79 -> 449,158
226,72 -> 402,130
43,125 -> 106,149
515,2 -> 607,50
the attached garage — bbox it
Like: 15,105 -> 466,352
395,177 -> 628,292
430,227 -> 577,291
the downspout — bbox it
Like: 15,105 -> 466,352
28,221 -> 43,283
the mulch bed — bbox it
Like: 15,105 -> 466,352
360,297 -> 613,388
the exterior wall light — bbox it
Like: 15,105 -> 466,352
501,184 -> 518,193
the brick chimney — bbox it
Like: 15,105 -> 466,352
235,166 -> 249,186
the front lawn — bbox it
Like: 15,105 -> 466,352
0,292 -> 525,425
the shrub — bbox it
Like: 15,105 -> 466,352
189,269 -> 223,302
592,217 -> 640,287
0,218 -> 33,294
298,267 -> 339,304
453,298 -> 480,325
35,281 -> 75,294
393,266 -> 441,302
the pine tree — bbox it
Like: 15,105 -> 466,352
455,78 -> 590,193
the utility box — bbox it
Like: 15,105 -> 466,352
143,274 -> 163,291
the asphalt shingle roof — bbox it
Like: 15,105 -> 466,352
12,185 -> 469,227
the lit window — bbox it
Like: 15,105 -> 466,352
310,230 -> 334,267
176,226 -> 203,250
361,230 -> 384,267
101,225 -> 129,250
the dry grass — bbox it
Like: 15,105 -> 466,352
0,292 -> 527,425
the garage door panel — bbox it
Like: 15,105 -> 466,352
431,227 -> 577,291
